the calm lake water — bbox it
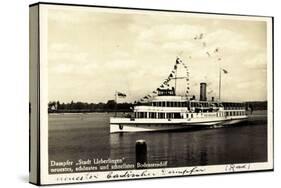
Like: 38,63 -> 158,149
48,111 -> 267,173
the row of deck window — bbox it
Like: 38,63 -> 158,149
134,111 -> 246,119
152,101 -> 187,107
151,101 -> 245,109
226,111 -> 245,116
224,107 -> 245,110
152,101 -> 215,108
135,112 -> 182,119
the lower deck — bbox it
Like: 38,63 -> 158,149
134,110 -> 246,119
110,115 -> 248,133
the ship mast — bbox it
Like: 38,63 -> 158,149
172,57 -> 189,96
114,91 -> 117,117
175,68 -> 177,95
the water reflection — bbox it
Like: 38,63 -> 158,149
49,113 -> 268,172
109,125 -> 267,168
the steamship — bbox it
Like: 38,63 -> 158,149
110,59 -> 248,133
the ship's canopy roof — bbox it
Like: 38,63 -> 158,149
152,95 -> 187,102
150,95 -> 245,105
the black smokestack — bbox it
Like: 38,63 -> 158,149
200,82 -> 207,101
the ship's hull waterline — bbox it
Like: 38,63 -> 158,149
110,116 -> 248,133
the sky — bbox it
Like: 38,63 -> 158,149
47,6 -> 269,103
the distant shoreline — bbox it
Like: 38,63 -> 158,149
48,101 -> 267,114
48,109 -> 132,114
48,110 -> 267,116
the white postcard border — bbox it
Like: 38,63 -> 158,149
39,4 -> 273,185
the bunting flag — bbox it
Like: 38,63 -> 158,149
117,92 -> 126,98
136,57 -> 192,102
176,57 -> 181,64
222,69 -> 228,74
194,33 -> 204,40
192,33 -> 224,69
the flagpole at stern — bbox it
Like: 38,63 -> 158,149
114,91 -> 117,117
175,68 -> 177,95
219,68 -> 221,101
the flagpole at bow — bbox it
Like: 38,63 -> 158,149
114,91 -> 127,117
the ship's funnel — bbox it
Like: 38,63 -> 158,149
200,82 -> 207,101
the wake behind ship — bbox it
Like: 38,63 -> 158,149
110,58 -> 248,133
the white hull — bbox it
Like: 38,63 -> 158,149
110,116 -> 248,133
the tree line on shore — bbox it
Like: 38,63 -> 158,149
48,100 -> 133,113
48,100 -> 267,113
245,101 -> 267,111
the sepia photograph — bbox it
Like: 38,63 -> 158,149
32,3 -> 274,183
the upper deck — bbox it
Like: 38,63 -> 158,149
135,95 -> 246,113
